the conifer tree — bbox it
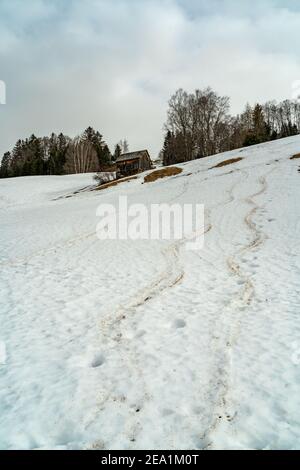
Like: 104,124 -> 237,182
113,144 -> 122,161
0,152 -> 11,178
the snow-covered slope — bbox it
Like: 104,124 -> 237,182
0,136 -> 300,450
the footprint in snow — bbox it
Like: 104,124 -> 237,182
90,353 -> 105,368
174,319 -> 186,329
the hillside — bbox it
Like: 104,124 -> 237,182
0,135 -> 300,450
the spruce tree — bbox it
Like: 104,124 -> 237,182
162,131 -> 173,166
252,104 -> 269,143
113,144 -> 122,161
0,152 -> 11,178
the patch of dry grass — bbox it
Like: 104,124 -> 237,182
290,153 -> 300,160
211,157 -> 243,169
144,166 -> 182,183
95,175 -> 137,191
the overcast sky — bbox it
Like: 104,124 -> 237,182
1,0 -> 300,159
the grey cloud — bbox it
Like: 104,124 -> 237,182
0,0 -> 300,160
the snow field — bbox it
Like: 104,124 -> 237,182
0,135 -> 300,449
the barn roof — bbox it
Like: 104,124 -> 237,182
116,150 -> 150,163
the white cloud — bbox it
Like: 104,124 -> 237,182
0,0 -> 300,160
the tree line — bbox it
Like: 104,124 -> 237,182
2,88 -> 299,177
0,127 -> 129,178
162,88 -> 300,166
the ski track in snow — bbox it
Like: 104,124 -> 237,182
1,136 -> 300,449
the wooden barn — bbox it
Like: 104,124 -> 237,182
116,150 -> 152,177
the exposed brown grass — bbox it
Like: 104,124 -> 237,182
211,157 -> 243,169
290,153 -> 300,160
95,175 -> 137,191
144,166 -> 182,183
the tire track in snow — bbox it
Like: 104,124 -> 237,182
89,169 -> 247,447
226,170 -> 274,331
108,170 -> 240,448
101,171 -> 212,338
90,241 -> 186,445
0,230 -> 97,268
202,168 -> 275,449
94,169 -> 251,447
91,176 -> 212,446
187,171 -> 247,449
